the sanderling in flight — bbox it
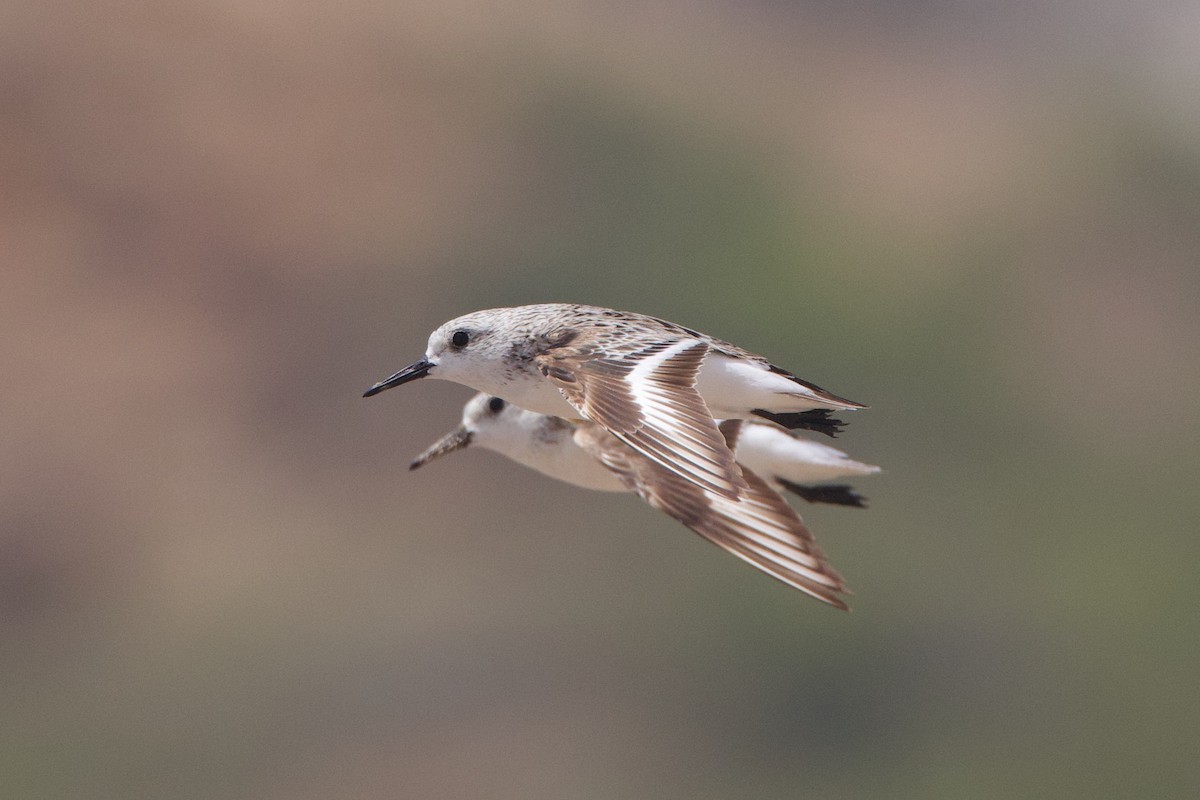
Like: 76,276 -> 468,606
411,394 -> 861,607
411,393 -> 881,507
364,304 -> 866,504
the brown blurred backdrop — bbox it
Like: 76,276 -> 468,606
3,2 -> 1199,798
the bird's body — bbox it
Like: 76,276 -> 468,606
412,393 -> 880,502
405,393 -> 880,607
392,304 -> 864,420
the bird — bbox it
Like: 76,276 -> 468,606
364,304 -> 866,503
409,394 -> 858,608
410,393 -> 880,508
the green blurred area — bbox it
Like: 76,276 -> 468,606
3,2 -> 1199,798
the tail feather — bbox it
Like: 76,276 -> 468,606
765,364 -> 867,409
752,408 -> 847,437
776,480 -> 868,508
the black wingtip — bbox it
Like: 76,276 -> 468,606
776,480 -> 868,508
751,408 -> 847,437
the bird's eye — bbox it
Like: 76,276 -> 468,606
451,330 -> 470,348
488,397 -> 506,413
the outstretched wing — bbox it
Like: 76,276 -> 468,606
535,336 -> 747,500
574,424 -> 850,609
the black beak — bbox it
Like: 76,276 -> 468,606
363,358 -> 433,397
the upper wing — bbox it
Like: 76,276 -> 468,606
535,336 -> 746,501
574,424 -> 850,609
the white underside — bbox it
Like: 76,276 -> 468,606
695,353 -> 857,417
476,404 -> 626,491
733,423 -> 881,486
502,436 -> 626,491
479,407 -> 878,494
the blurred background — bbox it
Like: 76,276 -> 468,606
4,1 -> 1199,798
